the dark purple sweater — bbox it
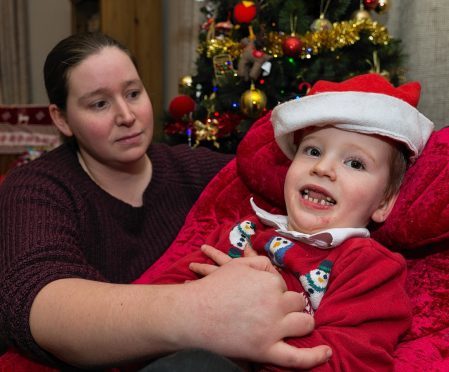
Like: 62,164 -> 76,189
0,141 -> 232,364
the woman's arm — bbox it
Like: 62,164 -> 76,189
30,257 -> 331,369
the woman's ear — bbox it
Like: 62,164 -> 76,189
371,193 -> 399,223
49,104 -> 73,137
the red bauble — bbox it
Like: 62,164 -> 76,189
363,0 -> 379,10
233,1 -> 257,24
282,35 -> 303,57
168,95 -> 196,120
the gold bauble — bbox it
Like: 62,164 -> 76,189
375,0 -> 390,13
352,8 -> 372,21
240,84 -> 267,118
178,75 -> 193,93
311,14 -> 333,32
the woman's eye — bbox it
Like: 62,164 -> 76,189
345,159 -> 365,170
305,147 -> 321,157
127,90 -> 140,99
91,100 -> 107,110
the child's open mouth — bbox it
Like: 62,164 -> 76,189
301,188 -> 337,206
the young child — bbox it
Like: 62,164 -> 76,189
141,73 -> 434,371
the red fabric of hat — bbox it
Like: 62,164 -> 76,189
309,73 -> 421,108
271,73 -> 434,162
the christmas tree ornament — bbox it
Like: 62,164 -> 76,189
311,14 -> 333,32
178,75 -> 193,94
233,1 -> 257,24
237,38 -> 272,81
298,82 -> 312,95
215,17 -> 233,34
282,15 -> 302,57
168,95 -> 196,120
240,83 -> 267,118
282,34 -> 303,57
311,0 -> 333,32
363,0 -> 379,11
375,0 -> 390,14
351,4 -> 372,21
193,117 -> 220,148
213,54 -> 236,84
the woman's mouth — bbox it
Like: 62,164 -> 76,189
116,132 -> 142,143
301,188 -> 336,206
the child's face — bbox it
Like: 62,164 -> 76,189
284,126 -> 397,234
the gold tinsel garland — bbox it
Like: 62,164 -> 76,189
198,37 -> 242,59
199,18 -> 390,61
297,18 -> 390,58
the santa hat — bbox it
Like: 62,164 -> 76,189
271,73 -> 434,163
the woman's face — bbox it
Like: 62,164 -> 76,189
61,46 -> 153,169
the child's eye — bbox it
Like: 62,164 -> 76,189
345,159 -> 365,170
304,146 -> 321,157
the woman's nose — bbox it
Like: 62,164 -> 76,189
115,100 -> 135,126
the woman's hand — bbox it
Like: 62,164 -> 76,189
185,244 -> 332,370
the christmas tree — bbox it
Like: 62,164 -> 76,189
164,0 -> 404,153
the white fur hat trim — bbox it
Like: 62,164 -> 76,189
272,91 -> 434,163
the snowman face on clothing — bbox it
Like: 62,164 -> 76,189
308,268 -> 330,291
268,236 -> 292,254
241,221 -> 256,235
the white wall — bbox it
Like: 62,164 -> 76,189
28,0 -> 71,104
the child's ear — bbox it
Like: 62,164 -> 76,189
49,104 -> 73,137
371,193 -> 399,223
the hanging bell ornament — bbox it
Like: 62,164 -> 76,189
311,14 -> 332,32
240,83 -> 267,118
375,0 -> 390,13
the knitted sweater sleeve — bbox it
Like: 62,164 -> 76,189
0,163 -> 105,363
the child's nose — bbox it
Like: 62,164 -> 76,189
311,158 -> 337,181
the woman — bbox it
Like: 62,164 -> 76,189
0,32 -> 330,370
